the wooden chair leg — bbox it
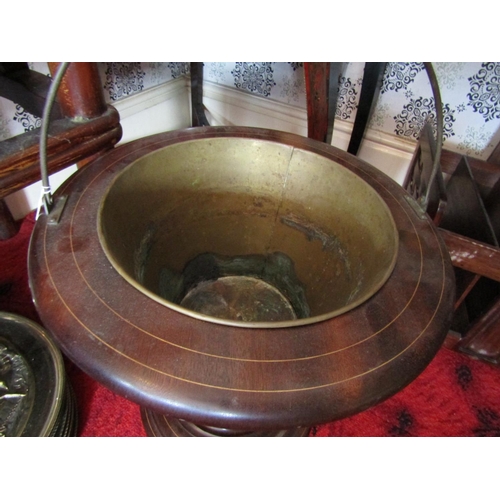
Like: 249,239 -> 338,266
347,62 -> 386,156
0,199 -> 18,240
304,62 -> 344,144
190,62 -> 209,127
304,63 -> 330,143
458,295 -> 500,364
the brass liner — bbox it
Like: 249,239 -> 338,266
98,137 -> 398,328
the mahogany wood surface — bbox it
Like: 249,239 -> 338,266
459,295 -> 500,363
304,63 -> 330,143
438,229 -> 500,282
453,270 -> 481,311
190,63 -> 210,127
487,137 -> 500,165
28,127 -> 455,431
47,63 -> 107,119
347,63 -> 386,156
403,123 -> 447,225
141,408 -> 310,437
0,199 -> 18,239
404,142 -> 500,364
0,62 -> 120,240
0,106 -> 121,199
0,62 -> 63,120
440,149 -> 500,200
439,157 -> 498,246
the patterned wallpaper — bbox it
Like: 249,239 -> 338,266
1,62 -> 499,161
0,62 -> 49,141
98,62 -> 189,101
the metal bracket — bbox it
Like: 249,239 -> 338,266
404,194 -> 430,221
47,195 -> 68,225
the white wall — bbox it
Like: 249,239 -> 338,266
114,76 -> 190,144
203,79 -> 414,184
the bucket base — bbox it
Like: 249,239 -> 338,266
141,408 -> 310,437
180,276 -> 297,322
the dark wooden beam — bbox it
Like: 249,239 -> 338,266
487,139 -> 500,166
347,62 -> 386,155
304,62 -> 330,143
0,106 -> 121,199
438,228 -> 500,282
0,62 -> 63,119
190,62 -> 209,127
47,62 -> 107,119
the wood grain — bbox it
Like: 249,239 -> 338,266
28,127 -> 455,431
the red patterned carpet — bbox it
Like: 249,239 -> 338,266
2,213 -> 500,437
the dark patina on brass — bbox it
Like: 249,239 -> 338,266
160,252 -> 308,322
0,337 -> 35,437
0,313 -> 77,437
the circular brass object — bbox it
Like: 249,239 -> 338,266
0,312 -> 75,437
180,276 -> 297,322
98,136 -> 398,327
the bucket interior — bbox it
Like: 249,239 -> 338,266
98,137 -> 398,327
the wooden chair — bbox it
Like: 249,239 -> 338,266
0,63 -> 122,239
301,61 -> 500,365
434,152 -> 500,365
188,61 -> 387,151
303,62 -> 386,153
403,122 -> 447,225
404,111 -> 500,365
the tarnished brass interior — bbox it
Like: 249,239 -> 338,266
98,137 -> 398,328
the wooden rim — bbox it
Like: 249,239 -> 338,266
29,126 -> 455,430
